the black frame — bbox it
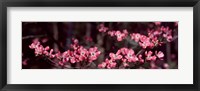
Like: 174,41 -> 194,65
0,0 -> 199,91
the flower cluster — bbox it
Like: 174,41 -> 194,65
130,34 -> 155,49
97,23 -> 172,69
107,30 -> 128,41
99,23 -> 174,49
145,51 -> 164,61
99,25 -> 128,41
29,38 -> 101,67
29,42 -> 55,58
98,47 -> 164,69
130,26 -> 173,49
27,22 -> 176,69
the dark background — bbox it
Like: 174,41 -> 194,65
22,22 -> 178,69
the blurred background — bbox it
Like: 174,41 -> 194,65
22,22 -> 178,69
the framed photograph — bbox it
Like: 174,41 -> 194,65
0,0 -> 199,91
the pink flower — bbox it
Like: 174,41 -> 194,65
139,35 -> 152,49
44,46 -> 50,51
72,38 -> 79,44
166,35 -> 172,42
29,42 -> 44,56
115,31 -> 126,41
29,42 -> 40,49
153,30 -> 162,36
22,59 -> 28,65
109,53 -> 122,60
108,31 -> 116,37
69,56 -> 76,64
98,24 -> 108,32
122,58 -> 127,62
145,51 -> 157,61
154,22 -> 161,25
163,63 -> 169,69
61,51 -> 69,62
77,47 -> 88,61
120,47 -> 129,55
162,29 -> 172,42
161,26 -> 169,33
62,50 -> 76,63
41,38 -> 48,43
155,51 -> 164,59
147,29 -> 162,38
123,62 -> 129,67
70,44 -> 79,50
105,58 -> 116,69
125,49 -> 138,62
161,27 -> 173,42
43,49 -> 49,56
55,51 -> 62,59
130,33 -> 141,42
123,29 -> 128,35
150,62 -> 157,69
138,54 -> 144,63
88,47 -> 101,62
98,62 -> 107,68
29,42 -> 56,58
49,49 -> 55,58
151,37 -> 159,46
62,51 -> 69,57
58,61 -> 64,66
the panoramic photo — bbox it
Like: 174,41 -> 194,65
22,22 -> 178,69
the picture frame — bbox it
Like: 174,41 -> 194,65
0,0 -> 199,91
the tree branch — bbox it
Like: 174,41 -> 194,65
22,34 -> 47,40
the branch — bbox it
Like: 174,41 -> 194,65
22,34 -> 47,40
125,37 -> 138,46
43,56 -> 61,68
136,49 -> 145,56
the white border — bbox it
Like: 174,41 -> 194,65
7,7 -> 193,84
